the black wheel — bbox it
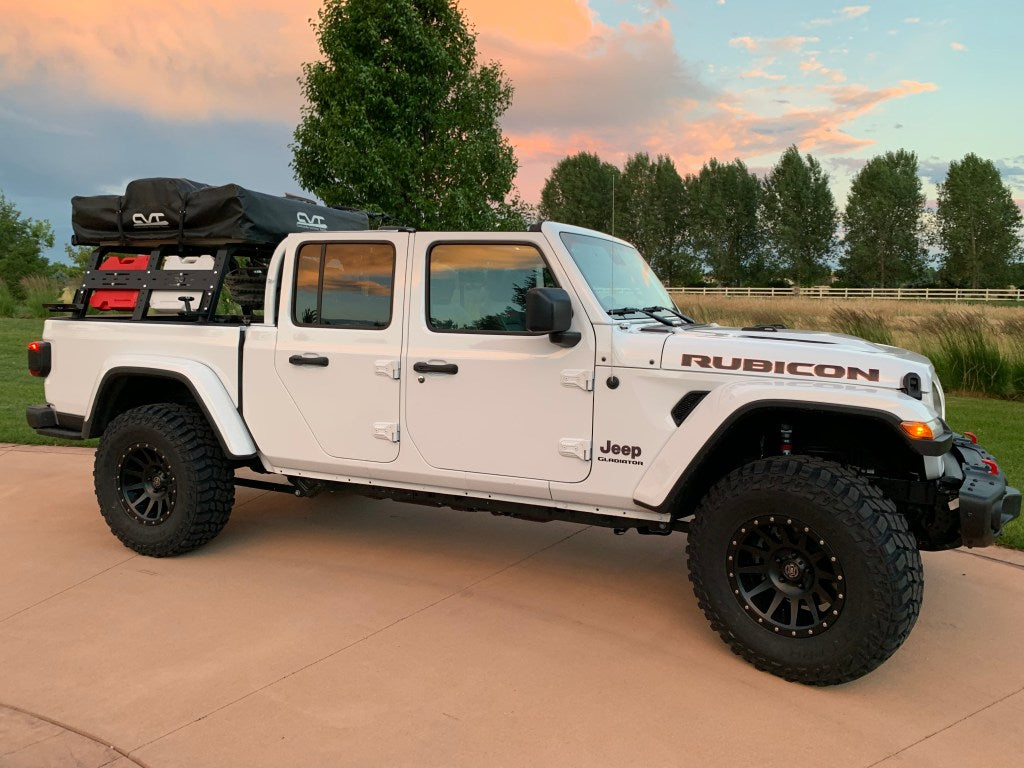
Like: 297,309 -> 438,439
687,456 -> 922,685
94,403 -> 235,557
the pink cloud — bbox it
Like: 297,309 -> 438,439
841,6 -> 871,20
742,69 -> 786,81
729,35 -> 818,53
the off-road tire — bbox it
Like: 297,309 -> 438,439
94,403 -> 235,557
687,456 -> 922,685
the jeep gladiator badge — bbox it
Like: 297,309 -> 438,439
598,440 -> 643,465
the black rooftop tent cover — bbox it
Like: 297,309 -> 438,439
72,178 -> 369,246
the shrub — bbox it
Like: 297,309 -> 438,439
0,280 -> 15,317
18,275 -> 60,319
828,307 -> 894,346
926,312 -> 1011,397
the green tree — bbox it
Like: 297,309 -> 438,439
684,158 -> 768,286
0,190 -> 54,300
762,145 -> 838,285
935,153 -> 1023,288
538,152 -> 619,233
616,153 -> 698,285
841,150 -> 926,287
49,244 -> 95,289
291,0 -> 518,230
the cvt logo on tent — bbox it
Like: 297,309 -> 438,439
297,212 -> 328,231
131,212 -> 169,228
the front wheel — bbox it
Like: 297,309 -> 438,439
687,456 -> 922,685
94,403 -> 235,557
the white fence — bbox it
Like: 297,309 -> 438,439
666,286 -> 1024,302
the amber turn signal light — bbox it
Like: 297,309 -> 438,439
900,420 -> 936,440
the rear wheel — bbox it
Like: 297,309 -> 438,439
687,456 -> 922,685
94,403 -> 234,557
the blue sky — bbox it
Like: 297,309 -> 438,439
0,0 -> 1020,260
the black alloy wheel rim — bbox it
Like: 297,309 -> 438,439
726,515 -> 846,637
116,443 -> 177,525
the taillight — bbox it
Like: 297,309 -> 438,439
27,341 -> 51,377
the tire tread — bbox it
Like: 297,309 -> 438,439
93,403 -> 234,557
687,456 -> 923,685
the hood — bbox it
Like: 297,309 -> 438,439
649,324 -> 933,391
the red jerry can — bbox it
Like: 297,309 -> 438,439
88,255 -> 150,310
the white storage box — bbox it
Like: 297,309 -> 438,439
150,254 -> 216,313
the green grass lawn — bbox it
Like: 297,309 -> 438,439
943,394 -> 1024,548
0,317 -> 96,447
2,317 -> 1021,547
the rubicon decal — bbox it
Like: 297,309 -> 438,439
598,440 -> 644,465
681,354 -> 880,382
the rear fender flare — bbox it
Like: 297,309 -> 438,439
84,355 -> 257,460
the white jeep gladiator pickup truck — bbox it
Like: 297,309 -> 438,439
26,179 -> 1020,685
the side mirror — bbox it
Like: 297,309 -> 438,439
525,287 -> 572,332
525,287 -> 580,347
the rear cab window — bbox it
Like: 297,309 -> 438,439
293,242 -> 396,328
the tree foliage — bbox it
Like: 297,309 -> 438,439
0,190 -> 54,300
50,244 -> 95,288
685,158 -> 769,286
615,153 -> 698,285
538,152 -> 618,233
291,0 -> 518,230
935,153 -> 1023,288
841,150 -> 926,287
762,146 -> 838,285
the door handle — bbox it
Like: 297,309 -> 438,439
413,361 -> 458,375
289,354 -> 329,367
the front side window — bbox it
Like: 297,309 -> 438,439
293,242 -> 395,328
428,243 -> 557,333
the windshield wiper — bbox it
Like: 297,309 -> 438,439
642,305 -> 695,325
606,306 -> 679,327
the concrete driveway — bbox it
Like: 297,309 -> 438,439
1,443 -> 1022,768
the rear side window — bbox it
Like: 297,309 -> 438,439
428,243 -> 557,333
293,242 -> 395,328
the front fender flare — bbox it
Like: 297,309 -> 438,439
631,378 -> 949,511
84,355 -> 257,460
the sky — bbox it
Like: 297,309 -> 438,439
1,0 -> 1021,259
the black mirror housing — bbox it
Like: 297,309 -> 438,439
525,287 -> 573,333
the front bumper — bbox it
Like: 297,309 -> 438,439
946,435 -> 1021,547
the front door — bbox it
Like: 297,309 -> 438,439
275,234 -> 408,462
404,235 -> 595,483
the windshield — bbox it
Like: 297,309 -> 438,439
559,232 -> 674,315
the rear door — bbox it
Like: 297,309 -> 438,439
403,234 -> 595,482
275,233 -> 408,462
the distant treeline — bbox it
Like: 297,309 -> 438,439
538,147 -> 1024,289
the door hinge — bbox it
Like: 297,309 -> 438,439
560,369 -> 593,391
375,359 -> 401,379
373,422 -> 400,442
558,438 -> 591,461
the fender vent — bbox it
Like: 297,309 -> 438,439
671,391 -> 708,426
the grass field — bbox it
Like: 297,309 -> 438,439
0,317 -> 96,447
1,316 -> 1021,547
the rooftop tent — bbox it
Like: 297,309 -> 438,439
72,178 -> 369,246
